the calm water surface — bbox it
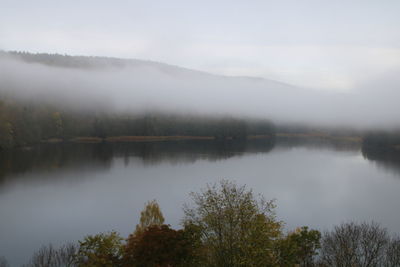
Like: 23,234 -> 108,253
1,138 -> 400,266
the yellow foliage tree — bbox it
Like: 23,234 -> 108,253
134,200 -> 165,235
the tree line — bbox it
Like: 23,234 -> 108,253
363,132 -> 400,151
0,97 -> 275,149
1,180 -> 399,267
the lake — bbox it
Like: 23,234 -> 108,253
1,138 -> 400,266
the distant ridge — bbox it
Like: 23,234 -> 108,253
0,50 -> 295,88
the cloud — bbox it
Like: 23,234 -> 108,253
188,44 -> 400,91
2,0 -> 400,91
1,55 -> 400,129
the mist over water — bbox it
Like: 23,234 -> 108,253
1,1 -> 400,266
1,54 -> 399,129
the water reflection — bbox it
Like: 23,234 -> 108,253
0,139 -> 276,183
0,143 -> 113,187
1,137 -> 400,266
362,145 -> 400,176
3,137 -> 399,188
276,136 -> 360,152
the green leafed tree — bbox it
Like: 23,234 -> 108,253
276,226 -> 321,267
75,231 -> 124,267
182,180 -> 283,267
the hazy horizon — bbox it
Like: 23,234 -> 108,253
1,1 -> 400,130
1,0 -> 400,91
1,51 -> 400,130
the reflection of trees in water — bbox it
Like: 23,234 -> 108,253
362,145 -> 400,176
117,139 -> 276,166
0,143 -> 114,185
3,137 -> 399,185
0,139 -> 276,182
0,136 -> 368,183
275,136 -> 361,152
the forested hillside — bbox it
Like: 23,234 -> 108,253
0,97 -> 274,149
0,50 -> 225,79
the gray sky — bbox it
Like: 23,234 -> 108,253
1,0 -> 399,90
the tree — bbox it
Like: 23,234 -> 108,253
182,180 -> 282,267
52,112 -> 63,138
0,101 -> 13,149
134,200 -> 165,235
0,257 -> 9,267
319,222 -> 389,267
92,119 -> 104,138
75,231 -> 124,267
386,237 -> 400,267
276,226 -> 321,267
0,120 -> 13,149
212,118 -> 247,140
124,224 -> 200,267
23,243 -> 77,267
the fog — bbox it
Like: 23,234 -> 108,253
0,54 -> 399,129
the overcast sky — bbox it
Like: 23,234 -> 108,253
1,0 -> 400,90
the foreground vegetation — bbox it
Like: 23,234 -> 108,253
1,181 -> 399,267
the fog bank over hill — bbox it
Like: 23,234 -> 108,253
0,52 -> 399,129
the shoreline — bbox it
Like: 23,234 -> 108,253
42,133 -> 362,144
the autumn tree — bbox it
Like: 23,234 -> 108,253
183,180 -> 282,267
75,231 -> 124,267
124,224 -> 201,267
134,200 -> 165,235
